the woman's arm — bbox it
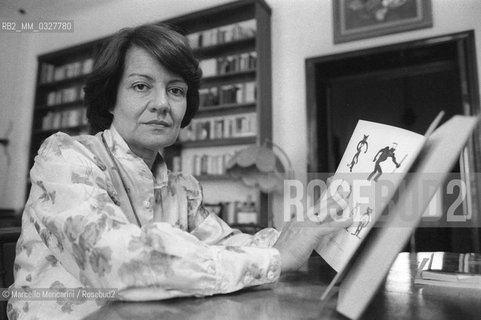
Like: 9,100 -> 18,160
185,175 -> 352,274
27,133 -> 280,301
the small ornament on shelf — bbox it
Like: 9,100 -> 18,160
236,195 -> 257,224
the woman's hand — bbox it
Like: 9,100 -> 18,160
274,188 -> 352,273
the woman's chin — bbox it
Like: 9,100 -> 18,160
150,130 -> 178,146
146,137 -> 177,150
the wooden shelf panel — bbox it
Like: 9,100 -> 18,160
38,74 -> 88,90
32,125 -> 89,136
35,100 -> 85,112
194,174 -> 234,181
163,0 -> 256,34
230,223 -> 263,235
201,69 -> 256,86
197,102 -> 255,117
180,136 -> 256,148
38,37 -> 106,64
193,37 -> 256,59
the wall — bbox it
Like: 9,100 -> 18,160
1,0 -> 481,227
269,0 -> 481,227
0,32 -> 37,211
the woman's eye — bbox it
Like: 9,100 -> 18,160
132,83 -> 149,92
169,87 -> 186,97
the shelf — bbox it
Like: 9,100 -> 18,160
38,74 -> 88,90
29,0 -> 272,228
32,125 -> 89,136
201,69 -> 256,86
194,174 -> 234,181
35,100 -> 85,112
38,37 -> 106,65
163,0 -> 260,34
230,223 -> 263,235
193,37 -> 256,59
180,136 -> 256,148
197,102 -> 256,117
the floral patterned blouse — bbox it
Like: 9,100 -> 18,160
8,127 -> 281,320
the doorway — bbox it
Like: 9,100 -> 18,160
306,31 -> 480,252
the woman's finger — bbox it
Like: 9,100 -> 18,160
305,216 -> 354,240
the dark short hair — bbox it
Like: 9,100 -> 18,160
84,23 -> 202,133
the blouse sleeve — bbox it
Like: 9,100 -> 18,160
28,133 -> 281,301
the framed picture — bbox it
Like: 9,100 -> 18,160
333,0 -> 433,44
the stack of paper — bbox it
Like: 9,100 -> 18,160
415,252 -> 481,289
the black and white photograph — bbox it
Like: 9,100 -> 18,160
1,1 -> 481,319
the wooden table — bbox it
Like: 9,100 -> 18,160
83,252 -> 481,320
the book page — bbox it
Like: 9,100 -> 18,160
315,120 -> 426,272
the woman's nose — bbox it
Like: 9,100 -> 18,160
150,89 -> 170,113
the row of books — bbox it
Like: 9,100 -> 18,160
46,85 -> 84,106
179,112 -> 257,142
40,108 -> 88,131
200,52 -> 257,77
199,81 -> 256,107
40,58 -> 94,84
187,19 -> 256,49
191,152 -> 234,176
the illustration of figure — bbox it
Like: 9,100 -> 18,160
347,134 -> 369,172
367,142 -> 400,182
345,203 -> 361,232
351,207 -> 372,238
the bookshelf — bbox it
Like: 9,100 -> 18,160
30,0 -> 272,230
30,39 -> 105,170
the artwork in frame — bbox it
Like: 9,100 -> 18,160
333,0 -> 433,44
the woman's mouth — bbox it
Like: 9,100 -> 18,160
144,120 -> 172,127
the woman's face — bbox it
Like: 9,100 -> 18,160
111,46 -> 187,157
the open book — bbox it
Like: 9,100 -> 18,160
316,113 -> 443,273
314,113 -> 479,319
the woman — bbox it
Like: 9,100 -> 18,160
8,24 -> 351,319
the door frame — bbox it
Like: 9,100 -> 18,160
305,30 -> 480,251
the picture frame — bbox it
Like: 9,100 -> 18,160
333,0 -> 433,44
